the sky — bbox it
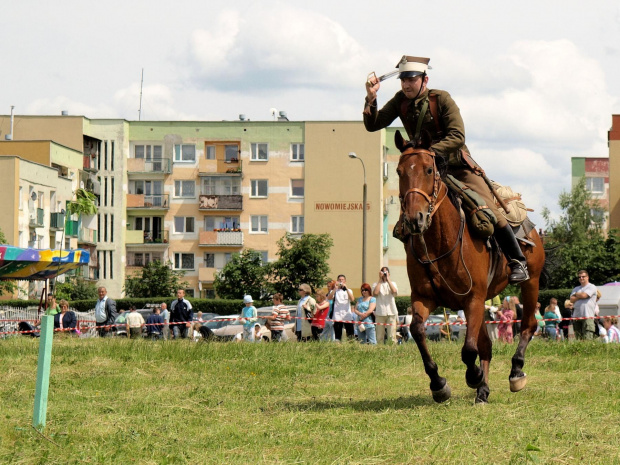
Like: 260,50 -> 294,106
2,0 -> 620,227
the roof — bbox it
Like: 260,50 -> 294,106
0,246 -> 90,281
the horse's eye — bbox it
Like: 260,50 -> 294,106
396,168 -> 403,177
426,167 -> 433,175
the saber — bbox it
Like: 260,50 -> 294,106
367,70 -> 399,84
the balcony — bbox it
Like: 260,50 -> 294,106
199,155 -> 243,175
199,230 -> 243,247
29,208 -> 44,228
126,229 -> 169,247
199,266 -> 218,282
126,194 -> 169,211
199,194 -> 243,211
127,158 -> 171,175
50,212 -> 65,230
65,220 -> 79,237
78,227 -> 97,245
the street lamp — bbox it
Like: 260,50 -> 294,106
348,152 -> 367,284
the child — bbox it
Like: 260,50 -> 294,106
311,290 -> 330,340
252,323 -> 263,342
240,295 -> 257,341
267,293 -> 290,342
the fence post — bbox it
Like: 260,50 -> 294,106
33,315 -> 53,429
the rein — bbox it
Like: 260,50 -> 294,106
399,146 -> 474,297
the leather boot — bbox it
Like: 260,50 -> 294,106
493,224 -> 530,284
392,215 -> 408,244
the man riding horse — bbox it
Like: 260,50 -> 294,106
363,55 -> 529,284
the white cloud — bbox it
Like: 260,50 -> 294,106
113,83 -> 198,121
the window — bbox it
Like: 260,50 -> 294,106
225,145 -> 239,162
174,180 -> 195,198
291,143 -> 304,161
291,216 -> 304,233
590,208 -> 605,222
586,177 -> 604,194
258,251 -> 268,264
251,143 -> 268,161
225,253 -> 233,265
206,145 -> 216,160
201,176 -> 240,195
204,253 -> 215,268
174,144 -> 196,162
291,179 -> 304,197
174,216 -> 195,233
174,253 -> 195,270
135,144 -> 162,159
131,180 -> 163,196
184,289 -> 195,298
250,180 -> 268,198
250,215 -> 268,233
204,216 -> 239,231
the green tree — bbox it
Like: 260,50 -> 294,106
270,233 -> 333,300
67,188 -> 98,216
542,177 -> 618,288
213,249 -> 271,300
0,228 -> 16,296
124,260 -> 189,298
54,277 -> 98,300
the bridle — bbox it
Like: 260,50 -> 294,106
398,146 -> 448,232
398,145 -> 473,297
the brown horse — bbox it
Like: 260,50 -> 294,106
395,131 -> 545,404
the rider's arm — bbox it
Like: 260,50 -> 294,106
363,92 -> 401,132
429,90 -> 466,157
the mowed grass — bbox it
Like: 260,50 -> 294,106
1,337 -> 619,464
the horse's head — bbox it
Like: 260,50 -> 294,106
395,130 -> 442,235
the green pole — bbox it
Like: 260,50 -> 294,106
33,315 -> 54,429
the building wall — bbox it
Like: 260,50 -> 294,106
609,115 -> 620,230
0,157 -> 19,245
0,116 -> 85,152
572,156 -> 610,231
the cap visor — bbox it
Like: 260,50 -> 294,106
398,71 -> 424,79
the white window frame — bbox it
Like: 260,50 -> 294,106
250,143 -> 269,161
250,179 -> 268,198
174,144 -> 196,163
174,180 -> 196,198
291,143 -> 304,161
250,215 -> 268,234
174,253 -> 195,270
291,216 -> 304,234
203,253 -> 215,268
134,144 -> 163,159
290,179 -> 304,198
586,177 -> 604,194
174,216 -> 195,234
205,145 -> 216,160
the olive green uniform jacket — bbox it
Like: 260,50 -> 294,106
363,88 -> 469,164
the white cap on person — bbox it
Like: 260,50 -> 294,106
243,295 -> 253,304
396,56 -> 432,79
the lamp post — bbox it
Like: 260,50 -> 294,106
348,152 -> 367,284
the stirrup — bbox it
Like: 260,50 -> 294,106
508,259 -> 529,284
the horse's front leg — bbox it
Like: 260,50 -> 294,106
410,299 -> 451,403
509,277 -> 540,392
461,298 -> 486,393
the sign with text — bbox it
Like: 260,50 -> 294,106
314,201 -> 371,212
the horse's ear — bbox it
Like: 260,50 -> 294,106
395,130 -> 405,152
420,130 -> 432,150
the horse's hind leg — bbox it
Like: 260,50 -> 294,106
410,308 -> 451,403
509,276 -> 540,392
475,322 -> 492,404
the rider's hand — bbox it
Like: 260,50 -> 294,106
366,77 -> 380,103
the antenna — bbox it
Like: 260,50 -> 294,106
270,108 -> 278,121
138,68 -> 144,121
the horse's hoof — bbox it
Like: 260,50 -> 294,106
474,397 -> 488,405
509,373 -> 527,392
431,383 -> 452,403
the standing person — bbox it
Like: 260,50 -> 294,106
240,295 -> 257,341
496,297 -> 514,343
353,283 -> 377,344
372,266 -> 398,344
160,303 -> 170,340
327,275 -> 355,341
267,293 -> 290,342
311,291 -> 330,340
146,307 -> 164,340
53,299 -> 77,335
34,294 -> 61,327
114,309 -> 128,337
296,284 -> 316,342
170,289 -> 193,339
534,302 -> 544,337
543,300 -> 560,341
512,296 -> 523,337
94,287 -> 117,338
570,270 -> 598,340
559,300 -> 573,340
320,281 -> 337,342
126,306 -> 145,339
364,55 -> 529,283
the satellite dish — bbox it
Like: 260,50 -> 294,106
31,191 -> 37,201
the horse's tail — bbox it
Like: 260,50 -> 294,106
539,245 -> 561,290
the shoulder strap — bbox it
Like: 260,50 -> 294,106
428,93 -> 442,134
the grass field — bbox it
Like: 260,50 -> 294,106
1,337 -> 619,464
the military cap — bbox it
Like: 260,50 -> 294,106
396,56 -> 432,79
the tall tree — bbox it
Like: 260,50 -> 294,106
542,177 -> 617,288
213,249 -> 271,300
124,260 -> 189,298
270,233 -> 333,300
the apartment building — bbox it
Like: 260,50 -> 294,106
0,114 -> 411,299
571,156 -> 610,231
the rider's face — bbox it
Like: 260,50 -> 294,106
400,75 -> 427,99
